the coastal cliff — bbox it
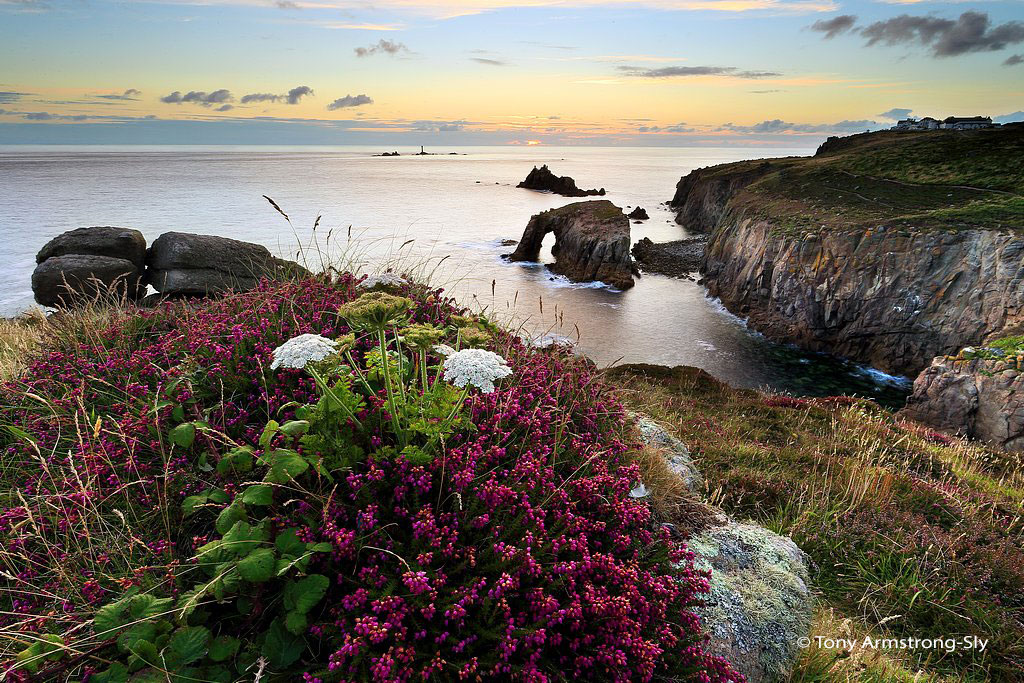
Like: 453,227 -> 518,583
674,127 -> 1024,376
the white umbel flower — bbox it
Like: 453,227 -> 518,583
270,334 -> 339,370
360,273 -> 408,289
442,348 -> 512,394
433,344 -> 456,357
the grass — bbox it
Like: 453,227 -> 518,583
604,363 -> 1024,683
703,127 -> 1024,234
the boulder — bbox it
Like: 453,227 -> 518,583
146,232 -> 306,296
504,201 -> 636,289
516,165 -> 605,197
32,255 -> 142,307
37,226 -> 147,269
628,206 -> 649,220
688,522 -> 813,683
902,352 -> 1024,451
632,411 -> 813,683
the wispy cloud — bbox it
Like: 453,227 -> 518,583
161,89 -> 234,106
809,14 -> 855,39
355,39 -> 409,56
327,94 -> 373,110
94,88 -> 142,101
1003,54 -> 1023,66
720,118 -> 878,133
877,107 -> 912,119
471,57 -> 507,66
617,65 -> 781,78
240,85 -> 314,105
0,91 -> 31,104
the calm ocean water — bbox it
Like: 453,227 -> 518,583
0,144 -> 910,402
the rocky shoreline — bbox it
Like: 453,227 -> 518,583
631,236 -> 706,278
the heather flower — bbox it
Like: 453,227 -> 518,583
442,349 -> 512,394
270,333 -> 339,370
338,292 -> 413,331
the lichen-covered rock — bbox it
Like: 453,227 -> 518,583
32,254 -> 142,306
688,522 -> 813,683
516,165 -> 605,197
902,352 -> 1024,451
504,201 -> 636,289
632,414 -> 703,493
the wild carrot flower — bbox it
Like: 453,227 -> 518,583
433,344 -> 455,357
442,349 -> 512,394
270,333 -> 339,370
359,272 -> 408,290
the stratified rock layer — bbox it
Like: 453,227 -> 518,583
505,200 -> 636,289
516,165 -> 605,197
902,351 -> 1024,451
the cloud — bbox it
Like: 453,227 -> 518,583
240,85 -> 314,105
994,111 -> 1024,124
471,57 -> 506,66
750,89 -> 784,93
216,104 -> 234,111
832,11 -> 1024,58
878,107 -> 913,119
413,119 -> 468,132
809,14 -> 856,39
617,65 -> 781,78
354,39 -> 408,57
95,88 -> 142,101
24,112 -> 54,120
327,94 -> 373,110
0,91 -> 30,104
1005,54 -> 1024,66
161,89 -> 234,106
638,122 -> 694,133
721,118 -> 879,133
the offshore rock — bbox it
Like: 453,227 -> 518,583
504,200 -> 636,289
516,165 -> 605,197
902,351 -> 1024,451
628,206 -> 649,220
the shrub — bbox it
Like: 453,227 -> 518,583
0,276 -> 741,682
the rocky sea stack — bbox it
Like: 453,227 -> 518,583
516,165 -> 606,197
504,200 -> 636,289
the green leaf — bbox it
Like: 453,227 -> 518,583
117,623 -> 157,654
283,574 -> 330,614
264,619 -> 304,669
216,446 -> 254,476
263,449 -> 309,484
280,420 -> 310,437
259,420 -> 279,449
310,542 -> 334,553
241,485 -> 273,506
275,528 -> 305,557
15,634 -> 64,673
181,494 -> 208,518
91,662 -> 129,683
169,626 -> 210,665
172,404 -> 186,423
237,548 -> 276,583
207,636 -> 240,662
284,610 -> 308,635
169,423 -> 196,449
93,602 -> 126,635
215,500 -> 246,535
128,594 -> 172,620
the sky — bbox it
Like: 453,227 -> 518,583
0,0 -> 1021,145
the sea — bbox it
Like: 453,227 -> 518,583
0,144 -> 911,404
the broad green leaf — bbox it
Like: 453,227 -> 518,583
169,423 -> 196,449
280,420 -> 310,437
264,619 -> 304,669
91,663 -> 129,683
215,500 -> 246,535
171,404 -> 186,423
241,485 -> 273,506
283,574 -> 329,614
263,449 -> 309,484
259,420 -> 279,449
181,494 -> 207,518
310,542 -> 333,553
169,626 -> 210,665
284,610 -> 308,635
275,528 -> 305,557
237,548 -> 276,583
207,636 -> 240,662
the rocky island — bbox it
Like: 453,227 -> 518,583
517,165 -> 606,197
504,200 -> 637,289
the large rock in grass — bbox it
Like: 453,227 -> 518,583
32,226 -> 146,306
517,165 -> 605,197
631,410 -> 812,683
504,200 -> 637,289
688,522 -> 813,683
146,232 -> 307,296
32,254 -> 142,306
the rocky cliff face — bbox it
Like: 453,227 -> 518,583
702,216 -> 1024,376
669,161 -> 775,232
505,200 -> 636,289
902,351 -> 1024,451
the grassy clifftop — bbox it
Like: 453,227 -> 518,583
722,126 -> 1024,233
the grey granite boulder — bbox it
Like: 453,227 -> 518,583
37,226 -> 147,270
146,232 -> 306,296
631,414 -> 703,493
688,522 -> 813,683
32,255 -> 142,307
